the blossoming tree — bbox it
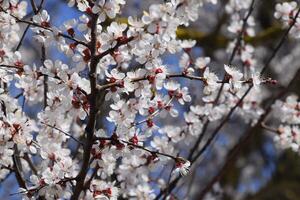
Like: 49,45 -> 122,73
1,0 -> 300,199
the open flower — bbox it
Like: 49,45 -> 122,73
173,157 -> 191,176
33,10 -> 50,27
195,56 -> 211,70
224,64 -> 243,92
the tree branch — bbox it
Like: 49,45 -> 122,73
41,122 -> 85,146
0,8 -> 88,47
155,4 -> 300,199
71,12 -> 99,200
197,68 -> 300,199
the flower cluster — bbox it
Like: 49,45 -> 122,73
272,95 -> 300,152
226,0 -> 257,72
0,0 -> 298,199
274,1 -> 300,38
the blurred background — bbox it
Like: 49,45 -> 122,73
1,0 -> 300,199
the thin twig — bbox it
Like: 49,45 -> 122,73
197,68 -> 300,199
261,122 -> 279,134
0,8 -> 88,47
185,0 -> 257,165
23,153 -> 38,175
155,3 -> 300,199
132,97 -> 174,127
93,136 -> 178,160
15,0 -> 45,51
41,122 -> 84,146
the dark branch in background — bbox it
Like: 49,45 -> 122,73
190,3 -> 300,196
187,0 -> 255,169
190,87 -> 252,164
16,25 -> 30,51
155,2 -> 300,199
187,0 -> 256,165
30,0 -> 38,13
0,0 -> 297,199
197,68 -> 300,199
176,24 -> 284,49
229,0 -> 256,64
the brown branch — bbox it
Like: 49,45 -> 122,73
261,122 -> 279,134
94,36 -> 135,61
93,135 -> 178,160
83,166 -> 99,189
71,12 -> 99,200
124,141 -> 177,160
70,20 -> 136,197
97,72 -> 275,92
97,73 -> 206,91
0,64 -> 276,94
0,64 -> 23,70
0,164 -> 14,171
